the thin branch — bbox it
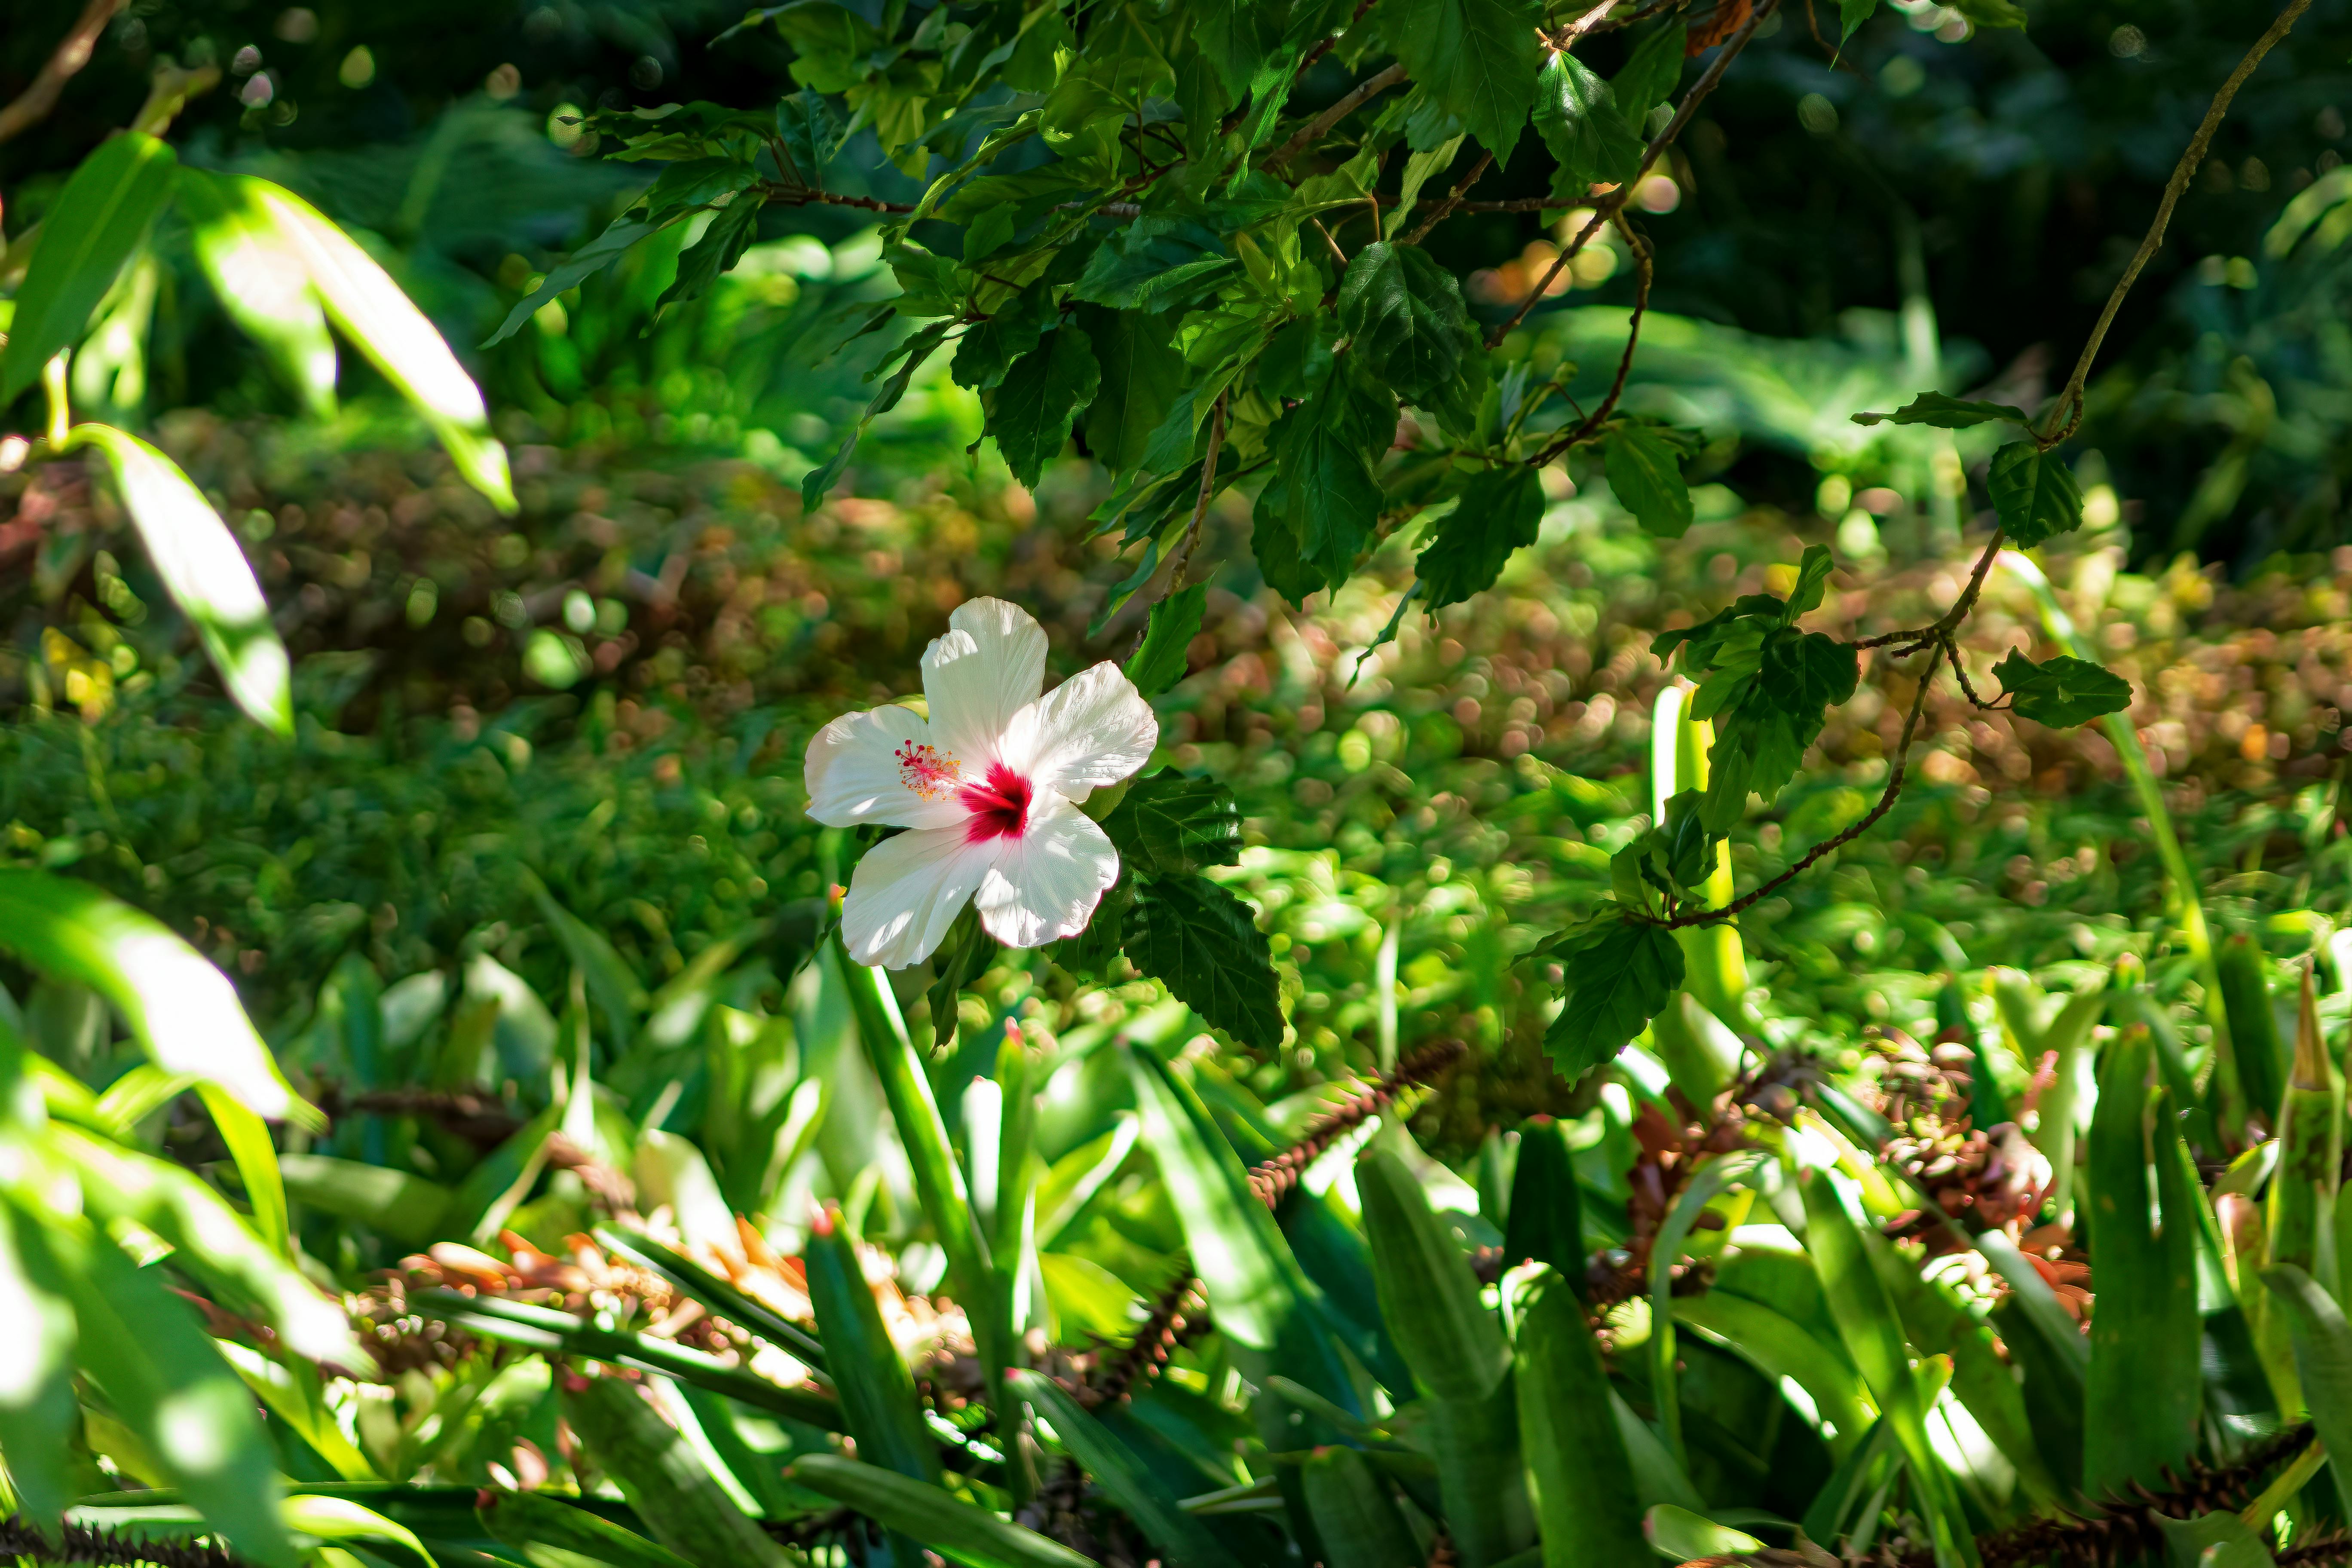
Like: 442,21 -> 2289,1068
1488,0 -> 1778,347
1400,149 -> 1495,244
1262,62 -> 1408,171
760,185 -> 919,214
1663,639 -> 1943,928
1853,528 -> 2005,649
2038,0 -> 2312,447
1295,0 -> 1381,80
1527,214 -> 1653,464
0,0 -> 126,145
1163,396 -> 1228,591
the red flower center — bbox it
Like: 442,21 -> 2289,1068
959,763 -> 1032,842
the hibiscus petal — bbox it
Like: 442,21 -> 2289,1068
973,793 -> 1120,948
841,827 -> 1001,968
803,703 -> 968,830
1001,661 -> 1159,802
925,597 -> 1047,766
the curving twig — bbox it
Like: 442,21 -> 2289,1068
1527,214 -> 1653,465
1488,0 -> 1778,347
1262,63 -> 1409,171
2037,0 -> 2313,447
0,0 -> 127,145
1400,149 -> 1496,245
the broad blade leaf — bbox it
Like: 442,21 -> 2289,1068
559,1374 -> 797,1568
789,1454 -> 1095,1568
1509,1267 -> 1649,1568
805,1210 -> 942,1485
1007,1369 -> 1245,1568
1357,1148 -> 1509,1403
1338,242 -> 1472,402
1385,0 -> 1544,158
478,1489 -> 698,1568
1,132 -> 178,405
64,423 -> 291,734
177,169 -> 337,419
1533,52 -> 1642,194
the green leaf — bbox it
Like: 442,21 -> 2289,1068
281,1496 -> 434,1568
1124,874 -> 1284,1047
1100,770 -> 1242,875
1509,1267 -> 1649,1568
788,1455 -> 1094,1568
479,1488 -> 699,1568
656,197 -> 760,317
1670,1292 -> 1874,1446
597,1226 -> 828,1372
1069,220 -> 1235,310
560,1374 -> 797,1568
62,423 -> 291,734
484,215 -> 660,346
0,1197 -> 78,1523
1993,650 -> 2132,727
990,327 -> 1102,487
1007,1370 -> 1246,1568
1533,52 -> 1644,194
2154,1511 -> 2276,1568
805,320 -> 952,506
1259,398 -> 1386,598
1123,585 -> 1207,699
1383,0 -> 1544,157
278,1153 -> 452,1243
0,131 -> 178,406
1850,391 -> 2033,429
924,903 -> 999,1050
198,1084 -> 289,1258
1986,441 -> 2084,547
176,169 -> 337,419
1801,1173 -> 1981,1568
1614,22 -> 1689,117
1080,304 -> 1188,474
805,1208 -> 945,1486
2085,1032 -> 2201,1496
1357,1148 -> 1510,1403
1648,1505 -> 1762,1563
48,1217 -> 298,1567
0,868 -> 302,1121
1299,1447 -> 1421,1568
1839,0 -> 1880,40
1337,242 -> 1472,403
1503,1117 -> 1586,1289
1602,425 -> 1693,538
245,182 -> 514,511
1542,909 -> 1684,1082
775,89 -> 845,184
1418,465 -> 1546,610
2259,1265 -> 2352,1500
955,284 -> 1058,392
1191,0 -> 1274,98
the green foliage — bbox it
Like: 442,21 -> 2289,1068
1993,651 -> 2132,728
0,132 -> 178,407
1540,909 -> 1683,1081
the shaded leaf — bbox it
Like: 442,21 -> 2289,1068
1510,1267 -> 1649,1568
1384,0 -> 1544,157
1418,465 -> 1546,609
1542,909 -> 1684,1081
1122,584 -> 1207,698
1124,874 -> 1283,1047
1337,242 -> 1471,402
1850,391 -> 2032,429
1987,441 -> 2084,547
1081,305 -> 1188,474
789,1455 -> 1095,1568
1614,22 -> 1689,116
1358,1148 -> 1509,1403
1603,424 -> 1693,538
1994,650 -> 2132,727
1533,52 -> 1643,194
485,215 -> 661,346
991,328 -> 1102,487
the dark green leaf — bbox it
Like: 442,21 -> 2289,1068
1418,465 -> 1545,609
788,1455 -> 1096,1568
1337,242 -> 1472,402
806,1209 -> 943,1486
2260,1265 -> 2352,1501
479,1490 -> 698,1568
953,283 -> 1057,392
2153,1512 -> 2275,1568
656,198 -> 760,317
990,327 -> 1102,487
1613,22 -> 1688,116
1125,875 -> 1283,1047
1300,1447 -> 1422,1568
560,1373 -> 798,1568
1007,1370 -> 1247,1567
1123,585 -> 1207,698
1191,0 -> 1274,98
1503,1117 -> 1586,1290
1384,0 -> 1544,157
804,322 -> 952,507
640,158 -> 760,224
1511,1268 -> 1649,1568
923,905 -> 999,1051
1850,391 -> 2033,429
1785,543 -> 1838,618
1044,876 -> 1130,980
1070,220 -> 1235,310
1080,305 -> 1188,473
1987,441 -> 2084,547
1542,909 -> 1684,1081
1839,0 -> 1879,40
1358,1148 -> 1509,1403
1260,389 -> 1388,594
1603,425 -> 1693,538
0,1199 -> 78,1523
2,131 -> 178,406
1533,53 -> 1643,194
1099,770 -> 1243,879
1761,629 -> 1859,718
1994,650 -> 2132,727
775,90 -> 844,185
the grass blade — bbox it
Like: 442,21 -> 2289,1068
787,1453 -> 1095,1568
0,132 -> 177,404
1508,1266 -> 1648,1568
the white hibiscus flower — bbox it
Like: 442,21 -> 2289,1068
803,597 -> 1159,968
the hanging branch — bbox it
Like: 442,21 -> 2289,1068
1527,214 -> 1654,465
0,0 -> 127,145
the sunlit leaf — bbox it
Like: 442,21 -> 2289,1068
1,132 -> 178,406
176,169 -> 338,419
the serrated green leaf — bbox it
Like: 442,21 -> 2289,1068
1123,585 -> 1207,698
1125,874 -> 1283,1046
775,89 -> 844,184
1259,394 -> 1387,597
1543,910 -> 1684,1081
1603,425 -> 1693,538
990,327 -> 1101,487
1384,0 -> 1544,157
1993,650 -> 2132,727
1418,465 -> 1545,609
1614,22 -> 1688,116
63,423 -> 292,735
1337,242 -> 1472,402
1069,219 -> 1234,310
1987,441 -> 2084,547
1533,52 -> 1644,195
1,132 -> 178,406
655,197 -> 760,317
1851,391 -> 2033,429
954,283 -> 1057,392
1100,770 -> 1240,875
1080,305 -> 1187,475
1839,0 -> 1880,40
